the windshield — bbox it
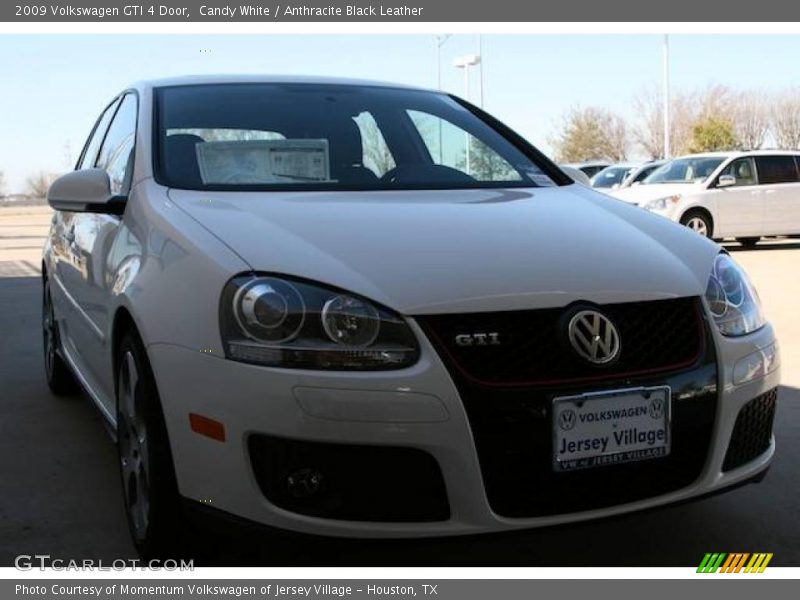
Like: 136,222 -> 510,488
590,166 -> 633,188
642,157 -> 725,184
154,83 -> 560,191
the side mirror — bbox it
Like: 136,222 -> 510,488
47,169 -> 126,215
717,174 -> 736,188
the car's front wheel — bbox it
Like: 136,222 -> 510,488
680,211 -> 713,238
42,277 -> 77,395
116,331 -> 185,559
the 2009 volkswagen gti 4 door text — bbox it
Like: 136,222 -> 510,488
42,75 -> 780,558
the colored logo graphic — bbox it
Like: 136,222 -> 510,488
697,553 -> 773,573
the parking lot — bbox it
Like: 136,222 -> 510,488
0,204 -> 798,566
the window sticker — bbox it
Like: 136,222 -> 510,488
195,139 -> 330,185
523,168 -> 556,187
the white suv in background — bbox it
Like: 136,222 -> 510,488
611,151 -> 800,245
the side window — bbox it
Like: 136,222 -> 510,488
352,112 -> 395,177
718,157 -> 757,187
407,110 -> 522,182
78,98 -> 120,170
635,165 -> 657,182
95,93 -> 138,195
755,156 -> 799,185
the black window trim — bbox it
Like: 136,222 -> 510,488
94,89 -> 140,197
75,95 -> 122,171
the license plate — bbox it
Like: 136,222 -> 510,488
552,386 -> 671,472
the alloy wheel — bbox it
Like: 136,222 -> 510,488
686,217 -> 709,237
118,351 -> 150,542
42,286 -> 56,378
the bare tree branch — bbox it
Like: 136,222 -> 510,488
730,90 -> 769,150
26,172 -> 60,199
631,85 -> 697,159
771,88 -> 800,150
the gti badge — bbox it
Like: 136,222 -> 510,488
454,332 -> 501,347
567,309 -> 620,364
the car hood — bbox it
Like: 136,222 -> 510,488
610,182 -> 703,204
168,184 -> 718,315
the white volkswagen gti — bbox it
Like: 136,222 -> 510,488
42,76 -> 780,558
611,151 -> 800,245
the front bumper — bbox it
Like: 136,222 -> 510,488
148,319 -> 779,538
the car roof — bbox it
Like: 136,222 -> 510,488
563,160 -> 610,167
674,150 -> 800,160
129,74 -> 432,93
599,163 -> 638,169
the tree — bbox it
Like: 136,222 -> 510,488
687,116 -> 738,153
731,90 -> 769,150
771,89 -> 800,150
631,85 -> 696,158
0,171 -> 5,197
457,138 -> 518,181
550,106 -> 628,163
26,172 -> 60,198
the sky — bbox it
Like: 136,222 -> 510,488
1,34 -> 800,193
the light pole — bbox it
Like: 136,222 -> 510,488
477,34 -> 484,108
453,53 -> 481,99
435,34 -> 451,90
454,54 -> 481,174
663,34 -> 671,159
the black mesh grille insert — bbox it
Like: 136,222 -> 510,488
417,297 -> 703,386
417,297 -> 717,518
723,388 -> 777,472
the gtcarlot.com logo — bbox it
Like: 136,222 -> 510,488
14,554 -> 194,571
697,552 -> 773,573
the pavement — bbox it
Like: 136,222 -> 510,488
0,205 -> 798,566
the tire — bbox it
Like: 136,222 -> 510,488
680,211 -> 713,238
737,237 -> 760,248
42,277 -> 78,395
116,330 -> 186,559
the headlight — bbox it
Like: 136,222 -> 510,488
704,254 -> 766,336
221,275 -> 419,370
645,195 -> 681,211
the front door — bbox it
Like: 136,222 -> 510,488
712,156 -> 765,238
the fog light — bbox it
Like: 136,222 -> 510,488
286,468 -> 324,498
733,342 -> 779,385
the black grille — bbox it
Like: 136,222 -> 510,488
248,435 -> 450,522
418,298 -> 717,518
418,297 -> 703,386
723,388 -> 777,471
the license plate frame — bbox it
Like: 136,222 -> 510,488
552,386 -> 672,472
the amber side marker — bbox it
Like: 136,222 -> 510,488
189,413 -> 226,442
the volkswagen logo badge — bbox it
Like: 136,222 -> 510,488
649,397 -> 665,420
558,409 -> 577,431
567,309 -> 621,364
